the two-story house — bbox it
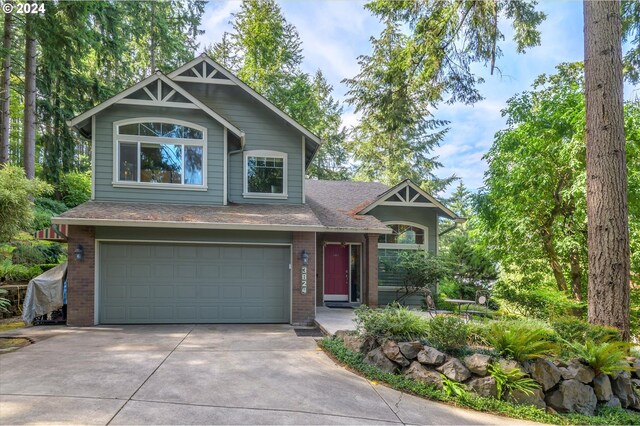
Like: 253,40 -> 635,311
53,54 -> 464,326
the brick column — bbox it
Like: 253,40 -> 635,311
365,234 -> 379,307
67,225 -> 96,326
291,232 -> 316,326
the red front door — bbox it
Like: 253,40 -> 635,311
324,244 -> 349,301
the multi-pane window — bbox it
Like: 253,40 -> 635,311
116,121 -> 205,186
378,224 -> 426,248
244,151 -> 287,196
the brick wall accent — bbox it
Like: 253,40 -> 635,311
66,226 -> 96,326
291,232 -> 316,326
364,234 -> 379,307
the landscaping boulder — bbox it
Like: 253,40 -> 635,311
417,346 -> 446,366
633,359 -> 640,379
499,359 -> 525,374
545,379 -> 597,416
463,353 -> 492,376
559,361 -> 595,384
604,396 -> 622,409
611,375 -> 635,408
507,388 -> 546,410
343,334 -> 375,354
405,361 -> 443,390
382,340 -> 410,367
364,347 -> 397,374
334,330 -> 351,340
468,376 -> 497,398
398,341 -> 423,360
528,358 -> 562,391
592,374 -> 613,401
437,358 -> 471,382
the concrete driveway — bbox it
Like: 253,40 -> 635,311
0,325 -> 536,425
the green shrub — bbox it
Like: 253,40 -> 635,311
34,198 -> 68,215
568,341 -> 632,376
426,315 -> 468,351
0,260 -> 42,282
485,320 -> 556,363
0,165 -> 52,242
551,317 -> 621,344
12,241 -> 63,266
354,304 -> 430,341
58,171 -> 90,208
488,362 -> 539,401
0,287 -> 10,312
32,197 -> 68,231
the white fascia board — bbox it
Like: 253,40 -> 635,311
169,55 -> 322,146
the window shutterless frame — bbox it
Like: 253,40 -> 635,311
112,118 -> 208,190
242,150 -> 288,199
378,221 -> 429,251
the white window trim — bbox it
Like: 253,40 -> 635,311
243,150 -> 288,199
378,221 -> 429,251
112,117 -> 208,190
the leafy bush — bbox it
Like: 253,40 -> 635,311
0,165 -> 52,242
441,375 -> 467,398
12,241 -> 63,266
354,304 -> 429,341
0,287 -> 10,312
384,251 -> 450,303
58,171 -> 90,207
488,362 -> 539,401
551,317 -> 621,344
32,198 -> 68,231
568,341 -> 632,376
485,320 -> 556,363
0,259 -> 42,282
426,315 -> 468,351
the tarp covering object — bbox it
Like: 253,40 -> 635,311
22,262 -> 67,325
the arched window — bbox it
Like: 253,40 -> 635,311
114,119 -> 207,187
378,222 -> 428,250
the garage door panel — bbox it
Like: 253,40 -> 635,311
100,242 -> 290,324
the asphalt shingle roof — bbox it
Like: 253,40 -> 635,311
304,180 -> 390,231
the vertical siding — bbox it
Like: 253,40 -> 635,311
94,104 -> 224,205
177,82 -> 304,204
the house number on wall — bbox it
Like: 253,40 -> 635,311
301,266 -> 308,294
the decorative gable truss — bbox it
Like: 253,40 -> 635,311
359,180 -> 464,222
171,58 -> 235,85
118,78 -> 200,109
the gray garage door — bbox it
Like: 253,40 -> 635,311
99,242 -> 290,324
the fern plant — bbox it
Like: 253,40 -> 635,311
0,288 -> 10,313
440,375 -> 467,398
485,321 -> 556,363
568,341 -> 632,376
488,363 -> 539,400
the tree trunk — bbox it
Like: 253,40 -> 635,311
0,6 -> 12,164
23,12 -> 36,179
583,1 -> 630,340
540,227 -> 569,293
569,249 -> 583,302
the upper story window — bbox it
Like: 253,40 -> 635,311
243,150 -> 288,199
378,223 -> 428,250
114,119 -> 207,189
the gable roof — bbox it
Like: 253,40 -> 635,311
168,54 -> 322,146
357,179 -> 464,222
305,180 -> 391,232
67,71 -> 244,138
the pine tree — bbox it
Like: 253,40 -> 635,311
0,6 -> 12,164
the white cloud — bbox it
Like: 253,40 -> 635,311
196,1 -> 241,52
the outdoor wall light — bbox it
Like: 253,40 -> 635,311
301,249 -> 309,266
74,245 -> 84,261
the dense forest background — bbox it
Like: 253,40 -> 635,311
0,0 -> 638,339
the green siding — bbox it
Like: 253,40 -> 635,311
368,205 -> 438,253
368,205 -> 439,307
94,105 -> 225,205
177,83 -> 304,204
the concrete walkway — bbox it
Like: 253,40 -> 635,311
316,306 -> 434,335
0,324 -> 537,425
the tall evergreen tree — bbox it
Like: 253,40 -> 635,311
209,0 -> 350,180
22,11 -> 36,179
344,20 -> 451,191
583,0 -> 630,339
0,5 -> 12,164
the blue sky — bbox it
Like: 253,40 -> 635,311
197,0 -> 639,195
